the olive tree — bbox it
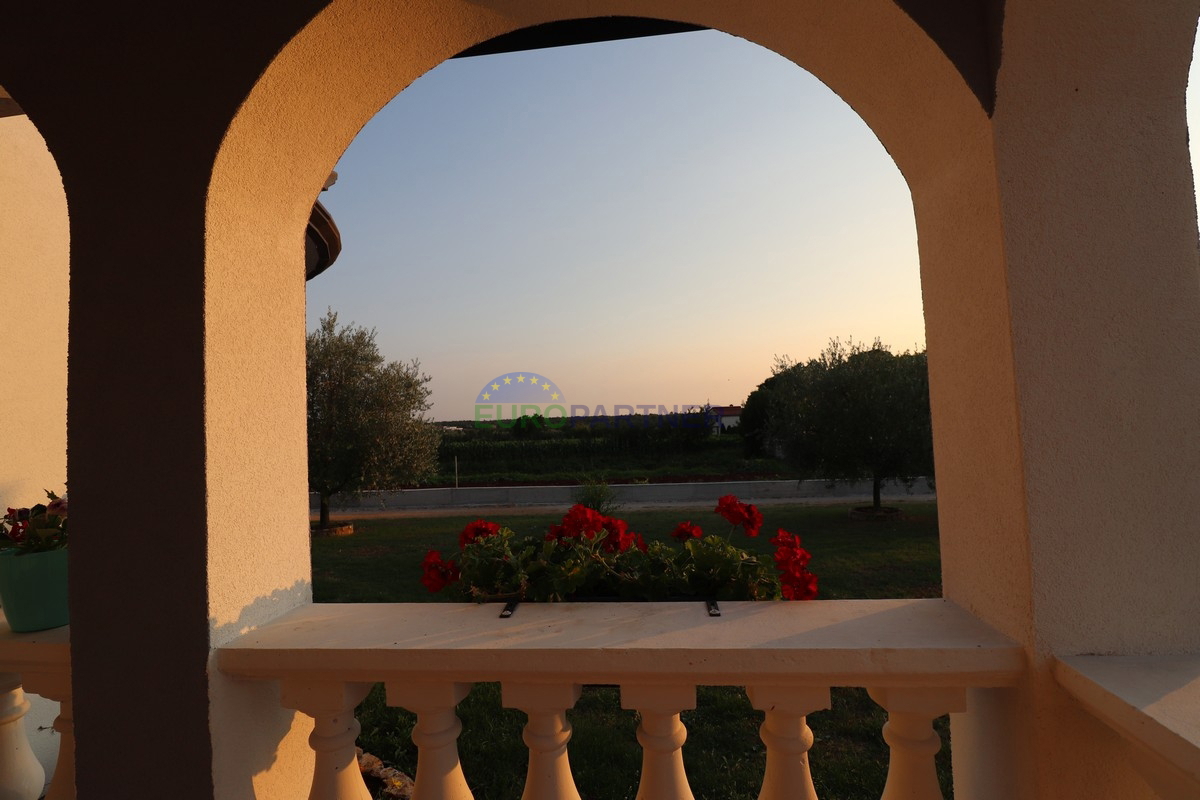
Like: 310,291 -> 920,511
750,338 -> 933,511
307,310 -> 441,528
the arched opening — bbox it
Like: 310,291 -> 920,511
303,28 -> 932,796
0,89 -> 68,502
209,4 -> 1003,580
208,0 -> 1024,649
203,6 -> 1015,794
1187,19 -> 1200,207
0,84 -> 69,793
306,27 -> 926,424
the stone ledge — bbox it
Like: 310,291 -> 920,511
0,616 -> 71,675
1055,655 -> 1200,796
218,598 -> 1023,688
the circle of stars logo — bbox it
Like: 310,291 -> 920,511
476,372 -> 564,405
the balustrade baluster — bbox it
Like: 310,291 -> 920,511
280,679 -> 374,800
502,682 -> 582,800
21,670 -> 73,800
0,675 -> 45,800
40,696 -> 72,800
621,683 -> 695,800
867,687 -> 966,800
745,685 -> 830,800
386,681 -> 474,800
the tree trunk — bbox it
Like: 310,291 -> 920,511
872,474 -> 882,511
320,493 -> 331,529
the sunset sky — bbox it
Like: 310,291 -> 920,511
306,27 -> 1200,422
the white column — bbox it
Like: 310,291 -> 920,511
280,680 -> 374,800
386,681 -> 474,800
0,675 -> 44,800
868,687 -> 965,800
621,683 -> 695,800
21,671 -> 72,800
745,685 -> 830,800
502,682 -> 582,800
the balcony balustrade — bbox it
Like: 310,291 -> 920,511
0,620 -> 73,800
217,599 -> 1023,800
6,601 -> 1199,799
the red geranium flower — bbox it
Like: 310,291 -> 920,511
715,495 -> 745,525
771,529 -> 817,600
670,521 -> 703,541
599,516 -> 644,553
3,508 -> 28,542
459,519 -> 500,548
601,515 -> 628,538
559,505 -> 607,539
715,495 -> 762,537
781,571 -> 818,600
420,550 -> 461,593
742,504 -> 763,537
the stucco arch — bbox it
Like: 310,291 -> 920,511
0,107 -> 68,503
206,0 -> 1018,616
0,95 -> 68,793
200,8 -> 1032,794
211,0 -> 994,243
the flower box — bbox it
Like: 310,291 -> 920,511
421,495 -> 818,605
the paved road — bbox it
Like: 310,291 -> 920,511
312,492 -> 935,522
311,478 -> 934,520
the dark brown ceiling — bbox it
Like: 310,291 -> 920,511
454,17 -> 706,59
455,7 -> 1004,115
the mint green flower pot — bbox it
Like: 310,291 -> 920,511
0,548 -> 69,632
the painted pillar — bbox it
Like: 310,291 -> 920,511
946,1 -> 1200,798
0,5 -> 329,798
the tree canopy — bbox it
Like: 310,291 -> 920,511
307,310 -> 441,528
744,338 -> 933,510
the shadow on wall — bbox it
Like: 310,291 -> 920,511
208,580 -> 313,794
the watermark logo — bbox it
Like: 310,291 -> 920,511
474,372 -> 566,428
473,371 -> 713,430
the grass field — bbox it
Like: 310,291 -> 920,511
311,501 -> 950,799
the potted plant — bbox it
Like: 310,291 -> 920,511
421,495 -> 818,605
0,490 -> 69,632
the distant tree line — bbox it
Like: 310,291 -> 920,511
438,410 -> 714,476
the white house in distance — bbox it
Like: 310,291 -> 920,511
710,405 -> 742,434
3,3 -> 1200,800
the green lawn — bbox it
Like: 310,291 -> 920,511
311,501 -> 951,800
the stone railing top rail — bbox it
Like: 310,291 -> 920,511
0,615 -> 70,675
1056,655 -> 1200,794
218,598 -> 1024,688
